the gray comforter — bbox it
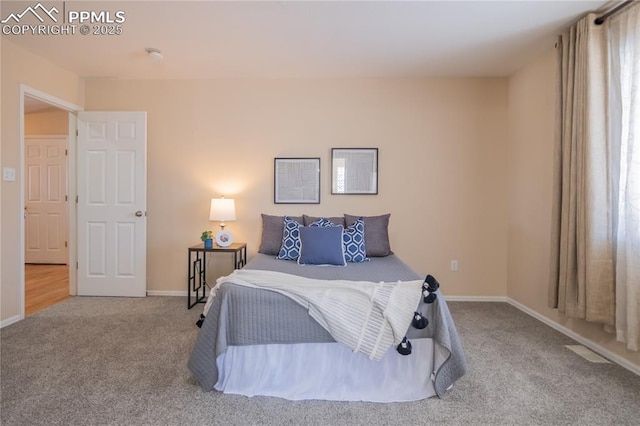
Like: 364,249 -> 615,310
188,254 -> 467,398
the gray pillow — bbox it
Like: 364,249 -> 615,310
259,214 -> 303,255
303,215 -> 346,227
344,213 -> 391,257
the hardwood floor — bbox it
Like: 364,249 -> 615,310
25,264 -> 70,316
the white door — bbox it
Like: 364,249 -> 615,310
77,112 -> 147,297
24,136 -> 69,264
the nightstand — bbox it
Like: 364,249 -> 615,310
187,242 -> 247,309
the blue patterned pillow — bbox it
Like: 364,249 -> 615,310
308,217 -> 333,228
343,217 -> 368,263
276,216 -> 302,260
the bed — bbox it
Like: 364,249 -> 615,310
188,214 -> 467,402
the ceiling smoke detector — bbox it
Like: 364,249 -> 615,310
145,47 -> 163,62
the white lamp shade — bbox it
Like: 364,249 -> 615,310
209,198 -> 236,221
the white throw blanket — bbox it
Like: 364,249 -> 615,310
205,269 -> 423,360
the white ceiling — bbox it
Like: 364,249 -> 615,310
2,0 -> 612,80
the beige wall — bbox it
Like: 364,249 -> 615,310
0,39 -> 83,322
24,109 -> 69,135
507,49 -> 640,368
84,77 -> 510,298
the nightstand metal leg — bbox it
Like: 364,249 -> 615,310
187,243 -> 247,309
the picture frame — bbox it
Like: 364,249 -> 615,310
215,230 -> 233,247
274,157 -> 321,204
331,148 -> 378,194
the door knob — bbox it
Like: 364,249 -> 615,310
135,211 -> 143,217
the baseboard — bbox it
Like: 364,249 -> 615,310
445,295 -> 508,302
1,315 -> 22,328
507,298 -> 640,377
146,290 -> 188,297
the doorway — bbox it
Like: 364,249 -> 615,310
19,85 -> 81,318
23,102 -> 70,314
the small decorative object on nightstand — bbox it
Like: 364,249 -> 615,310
209,197 -> 236,247
215,230 -> 233,247
201,230 -> 214,249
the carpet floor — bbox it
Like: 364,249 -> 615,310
1,297 -> 639,425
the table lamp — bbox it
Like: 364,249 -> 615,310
209,197 -> 236,247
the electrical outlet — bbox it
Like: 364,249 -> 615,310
3,167 -> 16,181
450,260 -> 459,272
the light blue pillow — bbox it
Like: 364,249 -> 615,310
343,217 -> 368,263
310,216 -> 368,263
276,216 -> 302,260
298,226 -> 346,266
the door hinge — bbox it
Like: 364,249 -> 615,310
76,195 -> 79,203
65,241 -> 68,248
65,149 -> 68,156
76,129 -> 79,136
65,195 -> 68,202
76,262 -> 79,270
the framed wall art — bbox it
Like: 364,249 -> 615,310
274,157 -> 321,204
331,148 -> 378,194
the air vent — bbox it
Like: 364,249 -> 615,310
565,345 -> 611,363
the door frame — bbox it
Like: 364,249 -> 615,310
19,84 -> 83,320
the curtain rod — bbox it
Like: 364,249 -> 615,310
594,0 -> 635,25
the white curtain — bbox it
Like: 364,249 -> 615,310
549,13 -> 615,326
608,4 -> 640,352
550,4 -> 640,351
